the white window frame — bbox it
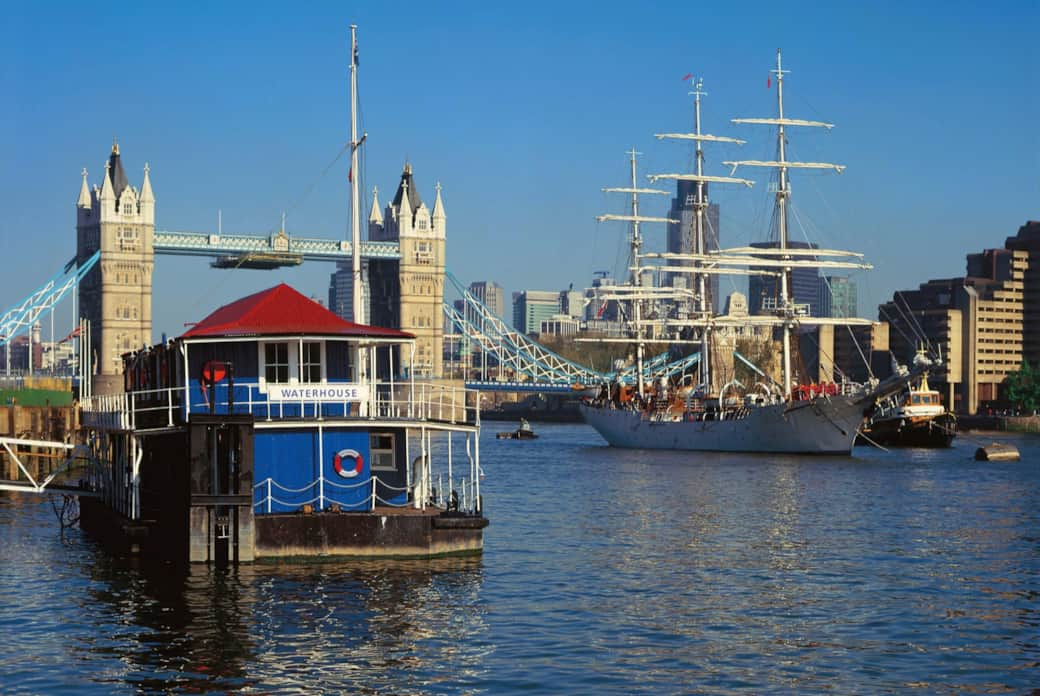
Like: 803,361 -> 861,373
300,340 -> 326,384
258,339 -> 328,391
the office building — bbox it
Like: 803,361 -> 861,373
513,290 -> 560,336
748,241 -> 820,316
820,275 -> 857,318
666,179 -> 721,315
879,242 -> 1027,414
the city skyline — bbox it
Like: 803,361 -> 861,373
2,2 -> 1036,341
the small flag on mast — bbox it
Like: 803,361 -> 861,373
682,72 -> 693,81
348,167 -> 352,183
767,75 -> 771,89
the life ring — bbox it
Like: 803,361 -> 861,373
333,448 -> 364,478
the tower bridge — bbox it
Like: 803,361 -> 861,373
4,143 -> 698,395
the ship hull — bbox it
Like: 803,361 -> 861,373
859,413 -> 957,448
579,396 -> 870,455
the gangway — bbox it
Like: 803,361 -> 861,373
0,437 -> 97,497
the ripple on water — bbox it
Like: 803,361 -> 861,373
0,426 -> 1037,693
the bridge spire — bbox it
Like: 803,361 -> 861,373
369,186 -> 382,223
432,181 -> 446,221
100,160 -> 115,203
77,168 -> 91,208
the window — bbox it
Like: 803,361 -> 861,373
301,342 -> 322,383
265,342 -> 289,383
260,340 -> 328,388
370,433 -> 395,471
122,202 -> 134,215
415,241 -> 432,265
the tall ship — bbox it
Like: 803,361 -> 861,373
579,50 -> 932,455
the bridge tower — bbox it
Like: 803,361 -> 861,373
76,142 -> 154,394
366,163 -> 445,378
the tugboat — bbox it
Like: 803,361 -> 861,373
859,373 -> 957,448
496,418 -> 538,440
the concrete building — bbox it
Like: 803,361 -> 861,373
468,281 -> 505,319
584,273 -> 619,322
1004,220 -> 1040,365
666,179 -> 721,315
820,275 -> 857,318
513,291 -> 560,336
802,322 -> 893,387
540,314 -> 581,337
559,288 -> 584,320
76,142 -> 155,394
878,244 -> 1027,414
358,163 -> 447,379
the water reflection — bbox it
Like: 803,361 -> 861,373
79,555 -> 487,693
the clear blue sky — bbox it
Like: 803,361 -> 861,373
2,1 -> 1036,339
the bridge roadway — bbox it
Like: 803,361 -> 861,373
153,230 -> 400,261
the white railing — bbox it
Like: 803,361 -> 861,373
80,380 -> 482,428
252,469 -> 480,516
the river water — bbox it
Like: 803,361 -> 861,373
1,425 -> 1037,694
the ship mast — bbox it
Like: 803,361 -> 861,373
650,76 -> 752,392
726,49 -> 845,397
349,24 -> 362,324
597,153 -> 673,396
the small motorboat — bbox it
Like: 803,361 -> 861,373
496,419 -> 538,440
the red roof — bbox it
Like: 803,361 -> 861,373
180,283 -> 413,340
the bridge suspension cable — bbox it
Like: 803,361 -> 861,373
0,251 -> 99,349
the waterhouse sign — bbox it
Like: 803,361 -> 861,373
267,384 -> 369,402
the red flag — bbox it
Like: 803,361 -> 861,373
348,167 -> 352,183
681,72 -> 693,82
767,75 -> 771,89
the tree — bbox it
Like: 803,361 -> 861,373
1005,362 -> 1040,413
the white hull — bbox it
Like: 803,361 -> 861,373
580,368 -> 925,455
580,397 -> 867,454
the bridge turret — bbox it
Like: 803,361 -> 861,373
432,182 -> 446,240
368,186 -> 384,240
98,161 -> 116,222
76,143 -> 155,394
139,163 -> 154,225
77,169 -> 91,209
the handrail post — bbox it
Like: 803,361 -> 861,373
370,476 -> 377,511
267,478 -> 272,513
